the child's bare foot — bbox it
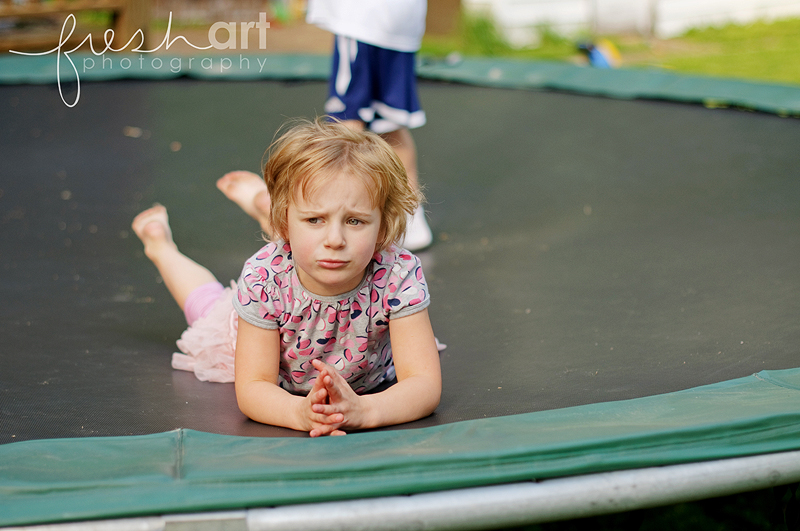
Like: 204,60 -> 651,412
132,204 -> 176,260
216,171 -> 272,233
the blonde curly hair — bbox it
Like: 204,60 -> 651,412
262,118 -> 422,252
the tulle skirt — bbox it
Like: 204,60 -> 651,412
171,283 -> 238,383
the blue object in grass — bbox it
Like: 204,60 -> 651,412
578,41 -> 620,68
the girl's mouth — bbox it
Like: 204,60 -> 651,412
318,260 -> 348,269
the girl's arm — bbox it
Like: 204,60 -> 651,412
311,308 -> 442,430
234,319 -> 346,436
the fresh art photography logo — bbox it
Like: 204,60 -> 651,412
10,12 -> 271,107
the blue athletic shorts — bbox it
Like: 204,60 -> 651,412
324,36 -> 426,134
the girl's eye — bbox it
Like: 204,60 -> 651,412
307,218 -> 320,225
347,218 -> 362,226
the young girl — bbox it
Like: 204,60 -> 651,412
132,118 -> 442,437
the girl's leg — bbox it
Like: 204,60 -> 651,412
132,204 -> 217,312
216,170 -> 273,235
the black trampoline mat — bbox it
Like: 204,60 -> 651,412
1,79 -> 799,443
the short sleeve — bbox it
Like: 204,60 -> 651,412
382,249 -> 430,320
232,243 -> 288,330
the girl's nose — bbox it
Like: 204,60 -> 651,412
324,223 -> 345,248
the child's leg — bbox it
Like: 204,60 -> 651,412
132,204 -> 218,313
338,121 -> 420,191
216,170 -> 273,235
380,127 -> 432,250
340,119 -> 366,132
380,127 -> 420,191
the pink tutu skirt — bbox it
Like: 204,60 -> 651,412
172,283 -> 238,383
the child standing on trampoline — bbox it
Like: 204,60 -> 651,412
306,0 -> 433,251
132,119 -> 441,437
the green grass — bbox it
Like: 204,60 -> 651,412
649,18 -> 800,85
421,14 -> 800,86
421,13 -> 580,61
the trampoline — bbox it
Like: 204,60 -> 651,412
1,53 -> 800,529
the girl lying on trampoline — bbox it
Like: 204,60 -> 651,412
132,118 -> 442,437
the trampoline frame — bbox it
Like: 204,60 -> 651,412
4,450 -> 799,530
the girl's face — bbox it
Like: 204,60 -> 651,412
287,172 -> 382,296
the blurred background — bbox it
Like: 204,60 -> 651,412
1,0 -> 800,85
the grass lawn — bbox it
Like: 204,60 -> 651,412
421,15 -> 800,87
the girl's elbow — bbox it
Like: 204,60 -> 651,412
424,380 -> 442,415
234,381 -> 258,420
424,398 -> 440,418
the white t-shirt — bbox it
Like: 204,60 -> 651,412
306,0 -> 427,52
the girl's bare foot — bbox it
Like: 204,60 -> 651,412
216,171 -> 272,234
132,204 -> 176,260
132,204 -> 219,310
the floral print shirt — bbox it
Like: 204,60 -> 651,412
233,241 -> 429,394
